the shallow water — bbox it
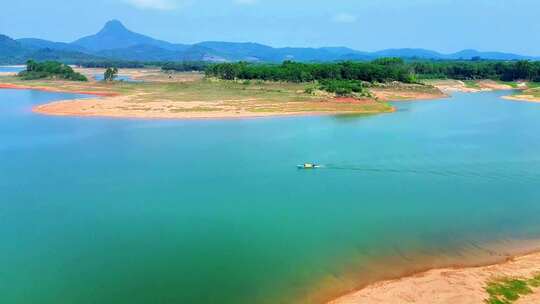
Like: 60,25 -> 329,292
0,66 -> 24,73
1,89 -> 540,304
93,74 -> 141,82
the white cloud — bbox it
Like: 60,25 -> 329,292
333,13 -> 357,23
122,0 -> 256,10
233,0 -> 258,5
122,0 -> 178,10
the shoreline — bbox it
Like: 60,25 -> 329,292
0,83 -> 118,97
1,77 -> 536,120
327,243 -> 540,304
503,95 -> 540,103
0,81 -> 397,120
32,97 -> 396,120
2,70 -> 538,120
11,75 -> 535,121
27,84 -> 445,120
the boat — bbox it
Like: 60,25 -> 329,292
297,163 -> 320,169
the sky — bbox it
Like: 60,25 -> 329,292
1,0 -> 539,55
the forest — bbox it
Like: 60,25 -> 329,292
77,60 -> 209,72
18,60 -> 87,81
206,59 -> 540,83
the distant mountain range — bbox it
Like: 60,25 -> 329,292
1,20 -> 539,64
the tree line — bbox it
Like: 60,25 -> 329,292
73,59 -> 540,83
412,60 -> 540,81
19,60 -> 87,81
206,59 -> 540,83
76,60 -> 209,72
205,59 -> 415,83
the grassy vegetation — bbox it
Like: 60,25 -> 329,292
463,80 -> 481,89
485,273 -> 540,304
0,74 -> 394,115
510,84 -> 540,99
496,81 -> 519,88
527,82 -> 540,89
316,79 -> 371,97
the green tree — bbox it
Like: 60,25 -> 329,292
103,67 -> 118,81
18,60 -> 87,81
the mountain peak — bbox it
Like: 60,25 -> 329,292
72,19 -> 179,52
100,20 -> 128,34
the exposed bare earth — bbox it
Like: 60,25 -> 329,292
427,79 -> 515,93
33,94 -> 392,119
0,70 -> 397,119
503,85 -> 540,103
371,82 -> 447,101
503,95 -> 540,103
329,251 -> 540,304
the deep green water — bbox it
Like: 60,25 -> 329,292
2,89 -> 540,304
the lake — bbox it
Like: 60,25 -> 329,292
1,88 -> 540,304
0,66 -> 25,73
93,74 -> 141,82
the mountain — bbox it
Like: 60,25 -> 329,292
72,20 -> 188,52
447,49 -> 531,61
192,42 -> 373,62
372,48 -> 443,59
17,38 -> 87,52
29,48 -> 102,63
1,20 -> 539,64
1,34 -> 100,64
0,34 -> 27,63
194,42 -> 275,61
96,44 -> 181,61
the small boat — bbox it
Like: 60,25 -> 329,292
297,163 -> 320,169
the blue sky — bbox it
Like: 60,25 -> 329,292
1,0 -> 539,55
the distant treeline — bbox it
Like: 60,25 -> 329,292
412,60 -> 540,81
205,58 -> 415,83
72,58 -> 540,83
19,60 -> 87,81
76,60 -> 210,72
206,59 -> 540,83
160,62 -> 209,72
78,61 -> 146,68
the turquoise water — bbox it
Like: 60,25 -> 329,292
2,89 -> 540,304
93,74 -> 141,82
0,66 -> 24,73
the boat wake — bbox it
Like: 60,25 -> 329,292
313,164 -> 540,181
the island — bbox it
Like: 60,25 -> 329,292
1,59 -> 538,121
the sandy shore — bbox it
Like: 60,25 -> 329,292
0,69 -> 455,119
503,95 -> 540,103
329,250 -> 540,304
428,79 -> 515,93
371,85 -> 447,101
6,73 -> 531,120
0,83 -> 117,96
32,94 -> 394,120
0,74 -> 397,119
